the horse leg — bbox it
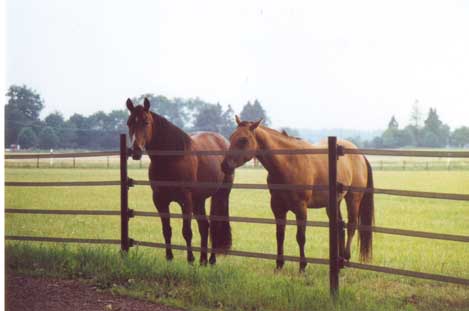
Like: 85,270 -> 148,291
338,201 -> 346,260
193,198 -> 209,266
181,193 -> 195,263
344,193 -> 361,260
153,193 -> 173,260
272,206 -> 287,270
294,205 -> 308,273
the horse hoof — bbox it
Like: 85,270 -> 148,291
166,253 -> 174,261
209,255 -> 216,265
299,262 -> 307,273
276,260 -> 285,270
187,254 -> 195,263
200,258 -> 208,266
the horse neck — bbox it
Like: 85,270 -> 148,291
254,127 -> 291,176
146,113 -> 192,153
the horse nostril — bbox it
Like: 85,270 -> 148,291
132,148 -> 143,160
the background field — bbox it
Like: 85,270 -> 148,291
5,166 -> 469,310
5,152 -> 469,171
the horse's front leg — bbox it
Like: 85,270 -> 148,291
181,192 -> 195,263
272,197 -> 287,270
153,193 -> 173,260
294,206 -> 308,273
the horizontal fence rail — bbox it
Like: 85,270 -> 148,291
5,151 -> 119,159
5,208 -> 121,216
5,209 -> 468,243
345,148 -> 469,158
5,181 -> 120,187
5,179 -> 469,202
5,235 -> 121,245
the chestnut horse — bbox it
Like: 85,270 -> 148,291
221,116 -> 374,272
126,98 -> 233,265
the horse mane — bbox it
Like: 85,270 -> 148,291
150,112 -> 192,151
258,125 -> 306,144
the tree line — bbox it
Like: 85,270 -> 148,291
348,104 -> 469,148
5,85 -> 269,150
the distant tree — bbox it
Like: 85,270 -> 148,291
220,105 -> 237,138
345,136 -> 363,147
240,99 -> 270,125
38,126 -> 60,149
370,136 -> 384,148
410,100 -> 422,128
45,111 -> 65,129
421,108 -> 450,147
6,85 -> 44,120
281,127 -> 301,138
451,127 -> 469,147
192,103 -> 225,133
17,127 -> 38,149
388,116 -> 399,129
5,85 -> 44,146
381,116 -> 401,148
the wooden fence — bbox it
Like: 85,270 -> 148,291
5,134 -> 469,298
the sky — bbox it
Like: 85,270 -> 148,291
5,0 -> 469,130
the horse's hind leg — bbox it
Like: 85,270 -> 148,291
153,193 -> 173,260
193,198 -> 209,265
271,203 -> 287,270
338,201 -> 346,260
181,193 -> 195,263
345,192 -> 361,260
294,207 -> 308,273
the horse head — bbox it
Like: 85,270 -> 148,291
126,97 -> 154,160
221,115 -> 262,174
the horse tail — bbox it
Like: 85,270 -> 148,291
209,173 -> 233,253
358,157 -> 374,262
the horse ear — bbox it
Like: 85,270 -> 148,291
249,119 -> 263,130
126,98 -> 134,112
235,115 -> 242,126
143,98 -> 151,112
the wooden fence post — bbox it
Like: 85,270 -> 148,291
328,136 -> 339,298
120,134 -> 131,252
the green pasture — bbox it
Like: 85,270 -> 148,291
5,167 -> 469,310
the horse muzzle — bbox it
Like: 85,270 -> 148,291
221,159 -> 235,175
132,148 -> 143,160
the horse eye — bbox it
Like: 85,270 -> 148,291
237,137 -> 248,147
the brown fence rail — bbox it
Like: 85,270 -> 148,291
5,135 -> 469,299
5,209 -> 468,243
5,151 -> 119,159
7,179 -> 469,202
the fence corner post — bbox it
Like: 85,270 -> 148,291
328,136 -> 339,299
120,134 -> 130,253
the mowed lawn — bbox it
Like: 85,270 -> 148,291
5,167 -> 469,310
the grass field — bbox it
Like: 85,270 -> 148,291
5,167 -> 469,310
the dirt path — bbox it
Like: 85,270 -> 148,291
6,272 -> 184,311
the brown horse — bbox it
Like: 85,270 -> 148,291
126,98 -> 233,265
221,116 -> 374,272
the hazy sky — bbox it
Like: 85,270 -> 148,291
6,0 -> 469,130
